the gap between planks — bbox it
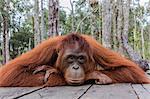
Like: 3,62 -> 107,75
11,84 -> 94,99
131,84 -> 140,99
77,84 -> 93,99
11,86 -> 45,99
131,84 -> 150,99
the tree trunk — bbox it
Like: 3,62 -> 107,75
28,38 -> 31,51
34,0 -> 41,46
102,0 -> 112,49
122,0 -> 130,43
1,0 -> 10,64
0,14 -> 2,40
48,0 -> 59,37
122,34 -> 150,71
98,1 -> 102,43
89,0 -> 99,39
133,14 -> 137,50
116,0 -> 124,54
121,0 -> 140,61
141,25 -> 145,59
112,1 -> 118,51
133,0 -> 137,50
70,0 -> 75,32
41,0 -> 45,41
121,0 -> 149,71
122,0 -> 130,56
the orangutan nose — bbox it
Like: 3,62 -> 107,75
72,65 -> 79,70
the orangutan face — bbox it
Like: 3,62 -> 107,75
57,43 -> 89,85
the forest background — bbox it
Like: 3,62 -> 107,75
0,0 -> 150,67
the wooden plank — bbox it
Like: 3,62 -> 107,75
132,84 -> 150,99
19,85 -> 92,99
0,87 -> 42,99
81,84 -> 137,99
142,84 -> 150,93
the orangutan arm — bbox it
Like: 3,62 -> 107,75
0,36 -> 65,87
44,74 -> 66,87
85,65 -> 150,84
85,71 -> 113,84
100,66 -> 150,84
33,65 -> 66,87
82,35 -> 150,84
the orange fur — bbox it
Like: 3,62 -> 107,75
82,34 -> 150,83
0,36 -> 65,86
0,33 -> 149,87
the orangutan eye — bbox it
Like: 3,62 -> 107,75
78,56 -> 86,64
67,55 -> 75,63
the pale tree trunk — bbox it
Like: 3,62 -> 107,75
148,31 -> 150,60
141,25 -> 145,59
70,0 -> 75,32
116,0 -> 123,54
133,0 -> 136,50
1,0 -> 10,64
122,35 -> 141,61
98,1 -> 102,43
139,5 -> 145,59
89,1 -> 94,37
89,0 -> 99,39
48,0 -> 59,37
122,0 -> 130,54
138,0 -> 145,59
34,0 -> 41,46
122,35 -> 149,71
41,0 -> 45,41
28,38 -> 31,51
80,22 -> 83,33
122,0 -> 130,43
89,14 -> 94,38
122,0 -> 149,71
133,14 -> 137,50
112,1 -> 118,51
122,0 -> 139,58
122,0 -> 135,58
102,0 -> 112,49
0,14 -> 2,38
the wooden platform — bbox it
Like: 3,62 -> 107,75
0,83 -> 150,99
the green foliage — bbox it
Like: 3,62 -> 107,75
0,55 -> 3,61
10,25 -> 34,59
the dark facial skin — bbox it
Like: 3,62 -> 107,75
60,47 -> 88,85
